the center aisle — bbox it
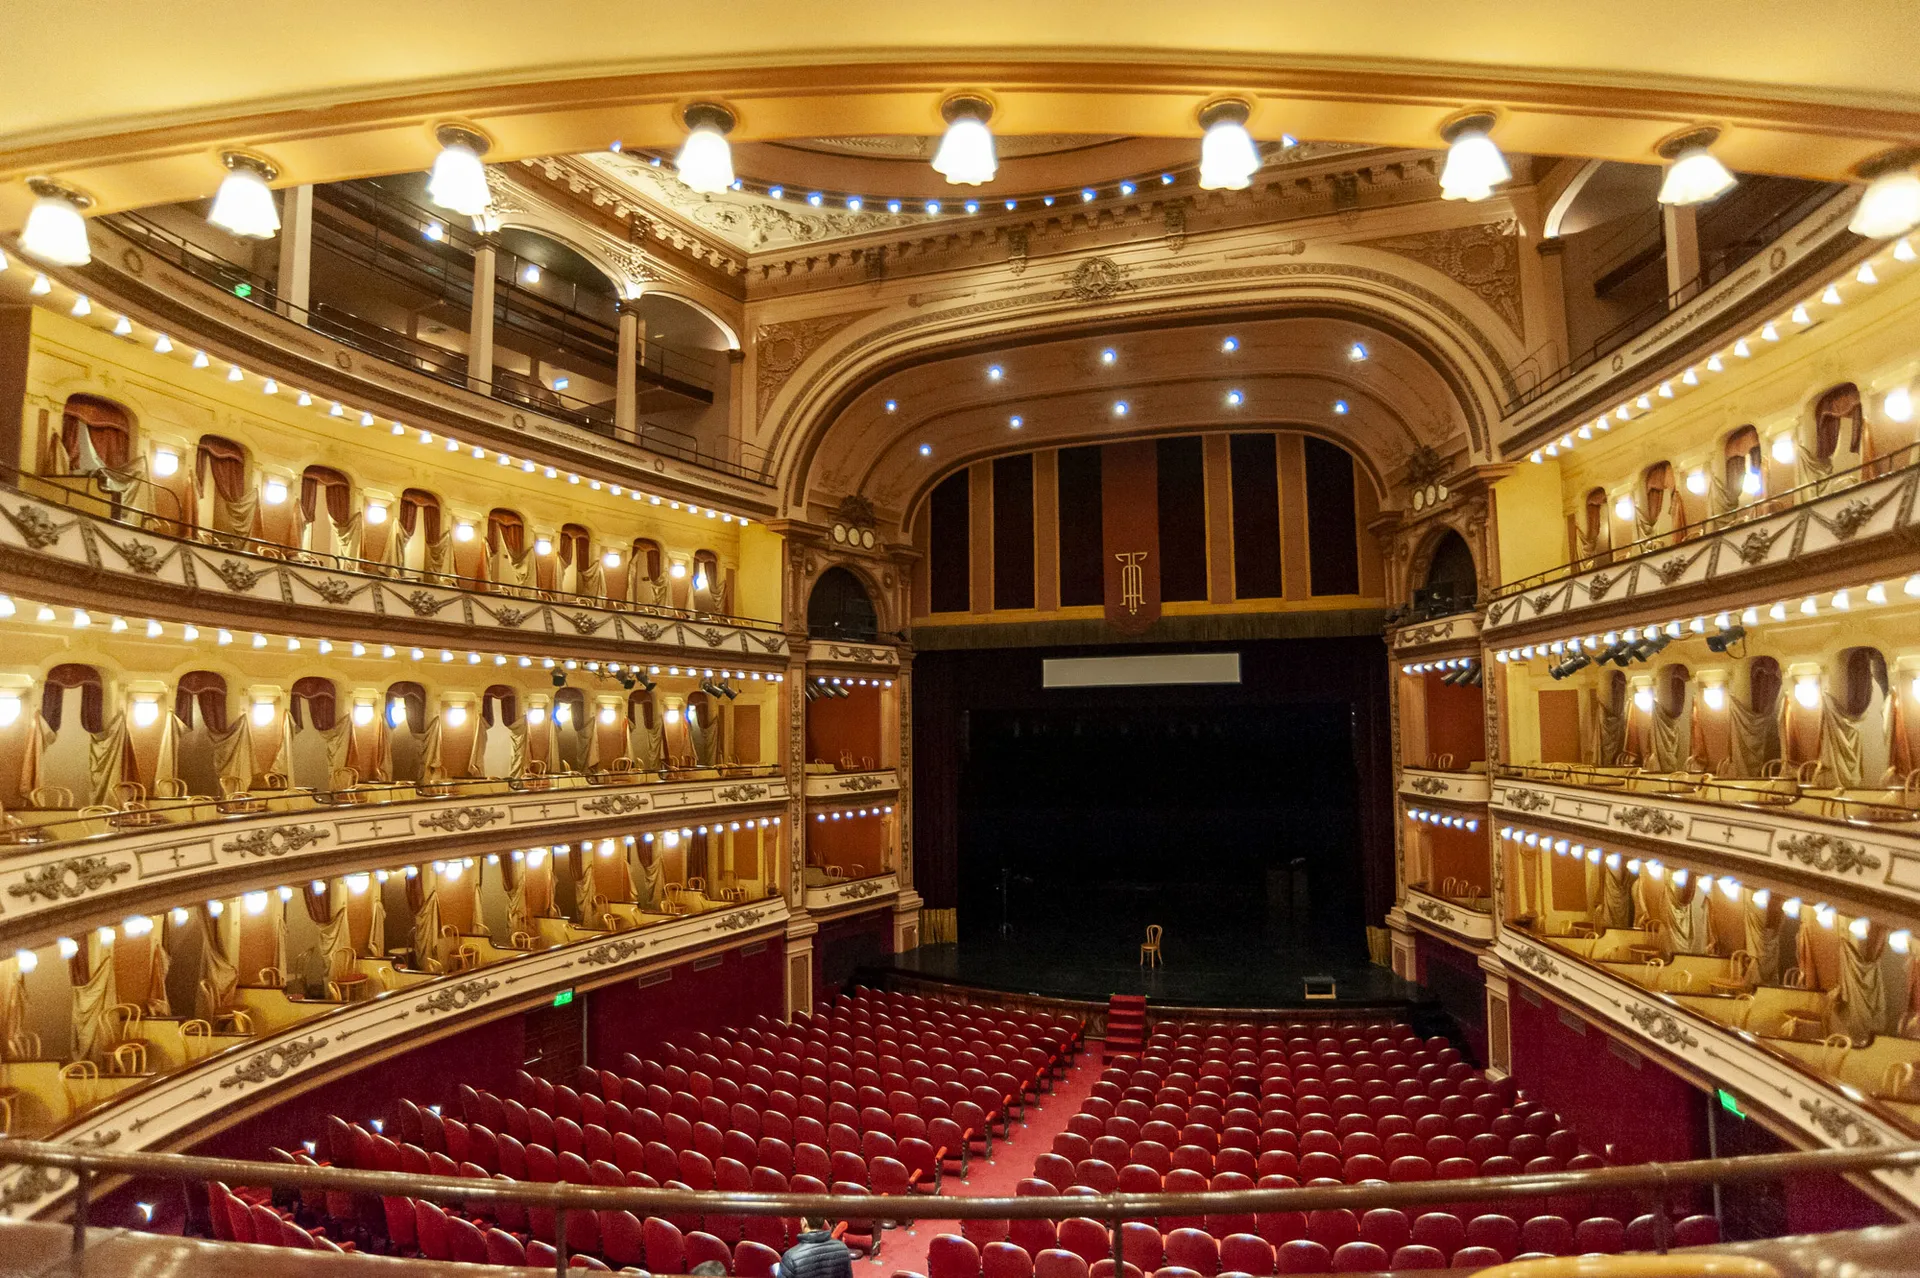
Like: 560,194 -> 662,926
871,1045 -> 1102,1276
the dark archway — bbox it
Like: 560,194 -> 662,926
808,566 -> 879,642
1417,529 -> 1477,617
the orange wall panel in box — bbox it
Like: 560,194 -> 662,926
805,689 -> 882,767
1421,672 -> 1485,764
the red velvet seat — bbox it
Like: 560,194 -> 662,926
1331,1241 -> 1388,1273
687,1230 -> 734,1272
736,1240 -> 784,1278
1219,1233 -> 1275,1277
1573,1217 -> 1625,1254
1357,1209 -> 1407,1254
1672,1215 -> 1721,1247
1056,1218 -> 1112,1265
932,1235 -> 985,1278
1119,1221 -> 1163,1271
1164,1228 -> 1219,1277
1276,1241 -> 1330,1275
1452,1246 -> 1504,1269
985,1243 -> 1035,1278
1410,1213 -> 1463,1257
1076,1158 -> 1119,1194
1387,1244 -> 1446,1269
1465,1214 -> 1518,1259
1520,1215 -> 1573,1255
1011,1218 -> 1058,1258
644,1216 -> 687,1273
1306,1208 -> 1357,1250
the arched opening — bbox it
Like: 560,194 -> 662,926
54,394 -> 132,479
486,508 -> 530,588
195,434 -> 252,538
396,488 -> 443,574
288,676 -> 338,790
174,671 -> 229,798
40,664 -> 105,801
692,548 -> 725,613
384,681 -> 427,782
627,537 -> 667,607
1415,530 -> 1476,618
299,464 -> 354,556
1722,426 -> 1763,506
808,566 -> 880,641
628,294 -> 735,464
1574,487 -> 1610,566
551,687 -> 589,772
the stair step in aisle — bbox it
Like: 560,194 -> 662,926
1104,993 -> 1146,1061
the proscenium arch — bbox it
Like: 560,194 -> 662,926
895,423 -> 1387,546
769,260 -> 1521,515
774,281 -> 1513,519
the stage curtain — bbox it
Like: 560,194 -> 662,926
366,884 -> 387,957
1819,684 -> 1886,790
69,933 -> 119,1062
143,916 -> 172,1015
569,845 -> 605,928
197,904 -> 239,1018
210,718 -> 254,794
87,710 -> 134,806
1744,896 -> 1784,985
1837,924 -> 1889,1039
404,870 -> 440,969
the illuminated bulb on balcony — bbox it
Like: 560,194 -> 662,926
1613,495 -> 1635,521
112,315 -> 132,336
1772,434 -> 1797,464
1685,469 -> 1708,495
225,364 -> 243,382
1794,676 -> 1822,709
1892,929 -> 1912,954
1858,263 -> 1880,285
1886,387 -> 1914,423
1899,238 -> 1917,262
192,350 -> 210,369
1815,903 -> 1836,928
1762,323 -> 1780,341
1702,685 -> 1726,711
153,334 -> 173,353
1791,304 -> 1812,325
29,274 -> 50,295
1740,467 -> 1762,496
146,619 -> 163,638
1800,595 -> 1819,616
1849,915 -> 1870,940
1820,284 -> 1843,306
1833,589 -> 1851,610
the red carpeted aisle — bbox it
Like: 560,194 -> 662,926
868,1046 -> 1102,1276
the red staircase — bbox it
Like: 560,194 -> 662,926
1104,993 -> 1146,1061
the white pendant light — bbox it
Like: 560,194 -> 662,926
932,95 -> 998,186
676,103 -> 737,195
208,151 -> 281,239
1848,148 -> 1920,239
1438,111 -> 1510,202
21,178 -> 93,266
1197,99 -> 1261,191
1656,126 -> 1737,206
426,124 -> 493,217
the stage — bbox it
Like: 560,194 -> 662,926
860,927 -> 1433,1014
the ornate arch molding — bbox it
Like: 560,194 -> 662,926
785,544 -> 907,641
1400,510 -> 1490,609
768,258 -> 1519,513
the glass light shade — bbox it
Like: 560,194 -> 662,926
1439,130 -> 1510,201
22,191 -> 91,265
1199,119 -> 1260,190
1658,148 -> 1737,205
209,165 -> 280,239
676,125 -> 735,194
1850,168 -> 1920,238
427,142 -> 491,216
444,704 -> 468,728
932,115 -> 997,185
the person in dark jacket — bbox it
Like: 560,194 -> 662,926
778,1217 -> 853,1278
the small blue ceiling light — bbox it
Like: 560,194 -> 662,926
918,443 -> 932,457
965,200 -> 979,214
609,139 -> 623,153
1043,195 -> 1056,207
887,199 -> 902,213
1348,342 -> 1369,361
1226,390 -> 1244,407
1282,134 -> 1299,147
1161,173 -> 1175,184
1113,400 -> 1130,417
1221,336 -> 1240,353
1100,348 -> 1117,365
1332,399 -> 1350,415
884,399 -> 898,413
807,192 -> 824,207
1119,181 -> 1136,196
649,156 -> 662,167
768,186 -> 784,199
925,200 -> 941,214
987,364 -> 1004,381
1009,415 -> 1024,429
847,197 -> 863,211
1081,187 -> 1097,202
1004,199 -> 1018,210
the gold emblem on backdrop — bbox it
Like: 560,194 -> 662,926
1115,551 -> 1149,616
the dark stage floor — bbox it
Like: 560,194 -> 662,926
862,928 -> 1429,1012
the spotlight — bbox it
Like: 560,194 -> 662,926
551,670 -> 567,689
427,125 -> 493,216
1704,625 -> 1747,654
1438,111 -> 1509,201
1656,126 -> 1737,206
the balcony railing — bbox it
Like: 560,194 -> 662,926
1496,760 -> 1920,830
1489,441 -> 1920,603
2,464 -> 782,635
94,212 -> 769,483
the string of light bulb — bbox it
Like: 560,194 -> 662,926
814,806 -> 896,822
1525,234 -> 1918,468
21,108 -> 1916,271
1497,823 -> 1911,953
1406,809 -> 1481,832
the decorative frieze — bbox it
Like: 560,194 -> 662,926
803,874 -> 899,915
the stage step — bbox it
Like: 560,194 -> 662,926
1105,993 -> 1146,1061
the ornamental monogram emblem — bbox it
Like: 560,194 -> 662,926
7,854 -> 133,903
713,908 -> 770,932
580,937 -> 653,966
1777,833 -> 1881,875
404,589 -> 456,617
1116,552 -> 1148,615
1615,806 -> 1685,836
1409,776 -> 1448,796
582,793 -> 652,816
212,559 -> 268,592
417,806 -> 504,834
414,977 -> 501,1015
1506,789 -> 1552,812
715,784 -> 769,802
221,1036 -> 328,1088
1060,256 -> 1134,303
221,825 -> 330,858
1626,1004 -> 1699,1048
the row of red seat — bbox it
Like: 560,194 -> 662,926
207,1182 -> 352,1254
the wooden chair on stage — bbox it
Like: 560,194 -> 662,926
1140,925 -> 1164,968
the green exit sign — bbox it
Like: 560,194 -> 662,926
1717,1088 -> 1746,1119
552,989 -> 574,1008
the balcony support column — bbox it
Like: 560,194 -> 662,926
615,303 -> 639,444
468,240 -> 497,395
275,185 -> 313,320
1663,203 -> 1701,305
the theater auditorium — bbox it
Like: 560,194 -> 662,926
0,6 -> 1918,1275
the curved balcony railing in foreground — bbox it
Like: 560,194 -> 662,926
2,1138 -> 1916,1275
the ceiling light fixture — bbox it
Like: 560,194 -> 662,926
932,95 -> 997,186
1849,147 -> 1920,238
676,103 -> 737,194
1197,99 -> 1260,191
21,177 -> 93,265
427,124 -> 493,217
1656,126 -> 1737,206
1438,110 -> 1509,202
208,152 -> 281,239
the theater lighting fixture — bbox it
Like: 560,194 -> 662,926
1197,99 -> 1260,190
676,103 -> 737,194
208,152 -> 281,239
1850,149 -> 1920,238
932,96 -> 997,185
1656,127 -> 1737,206
21,177 -> 93,265
426,124 -> 493,217
1438,111 -> 1509,202
1704,624 -> 1746,654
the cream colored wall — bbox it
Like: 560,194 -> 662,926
1491,453 -> 1567,586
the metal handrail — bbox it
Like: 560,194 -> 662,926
1488,442 -> 1920,603
4,1137 -> 1918,1275
2,463 -> 783,634
1493,763 -> 1920,828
